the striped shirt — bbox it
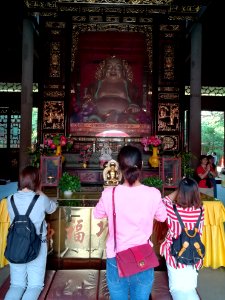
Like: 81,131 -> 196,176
160,195 -> 204,270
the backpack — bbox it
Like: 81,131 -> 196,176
4,194 -> 43,264
170,204 -> 205,267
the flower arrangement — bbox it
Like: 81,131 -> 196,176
44,134 -> 74,152
79,144 -> 93,164
28,134 -> 74,167
141,136 -> 162,151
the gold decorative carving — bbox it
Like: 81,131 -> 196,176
158,87 -> 179,92
38,12 -> 58,17
158,103 -> 179,132
51,30 -> 61,35
168,16 -> 194,21
24,0 -> 206,21
44,84 -> 65,89
123,17 -> 136,23
163,44 -> 174,80
72,16 -> 87,22
169,5 -> 202,13
140,17 -> 153,23
160,135 -> 179,151
49,42 -> 61,78
90,16 -> 104,22
104,7 -> 123,13
44,91 -> 65,98
125,8 -> 145,14
43,101 -> 65,130
59,6 -> 80,12
160,24 -> 181,31
158,93 -> 179,100
25,0 -> 175,7
165,33 -> 175,38
82,7 -> 101,13
45,22 -> 66,29
105,16 -> 120,23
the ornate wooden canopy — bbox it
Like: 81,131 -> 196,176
24,0 -> 209,21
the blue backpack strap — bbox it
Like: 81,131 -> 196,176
25,194 -> 39,216
11,194 -> 43,235
10,195 -> 19,216
25,194 -> 43,235
195,207 -> 203,229
173,204 -> 203,230
173,204 -> 185,229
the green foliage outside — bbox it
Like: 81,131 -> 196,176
31,108 -> 38,144
201,111 -> 224,163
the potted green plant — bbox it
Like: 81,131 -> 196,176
141,176 -> 163,190
58,172 -> 81,196
177,151 -> 195,177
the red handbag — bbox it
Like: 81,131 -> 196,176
112,187 -> 159,277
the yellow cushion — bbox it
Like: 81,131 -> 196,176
0,198 -> 10,267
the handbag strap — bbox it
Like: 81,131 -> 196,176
172,204 -> 203,230
112,187 -> 117,252
112,186 -> 150,252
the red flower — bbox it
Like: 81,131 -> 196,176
60,136 -> 67,146
141,136 -> 162,148
43,134 -> 74,152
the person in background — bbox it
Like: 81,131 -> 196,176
207,154 -> 218,198
211,152 -> 218,165
4,166 -> 58,300
196,155 -> 216,197
160,177 -> 204,300
93,145 -> 167,300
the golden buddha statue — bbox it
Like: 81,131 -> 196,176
103,159 -> 122,186
81,56 -> 141,123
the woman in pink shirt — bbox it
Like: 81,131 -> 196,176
93,145 -> 167,300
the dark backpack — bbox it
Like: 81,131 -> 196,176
4,194 -> 43,264
171,204 -> 205,267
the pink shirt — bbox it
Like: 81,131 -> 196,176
93,184 -> 167,258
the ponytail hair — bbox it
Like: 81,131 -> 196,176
117,145 -> 142,186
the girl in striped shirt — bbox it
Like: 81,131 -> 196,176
160,177 -> 204,300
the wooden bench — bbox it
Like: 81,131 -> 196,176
1,269 -> 202,300
44,270 -> 172,300
46,269 -> 99,299
151,271 -> 172,300
0,270 -> 56,300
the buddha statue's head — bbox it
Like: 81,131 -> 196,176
104,57 -> 125,80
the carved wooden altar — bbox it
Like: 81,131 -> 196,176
23,1 -> 206,185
